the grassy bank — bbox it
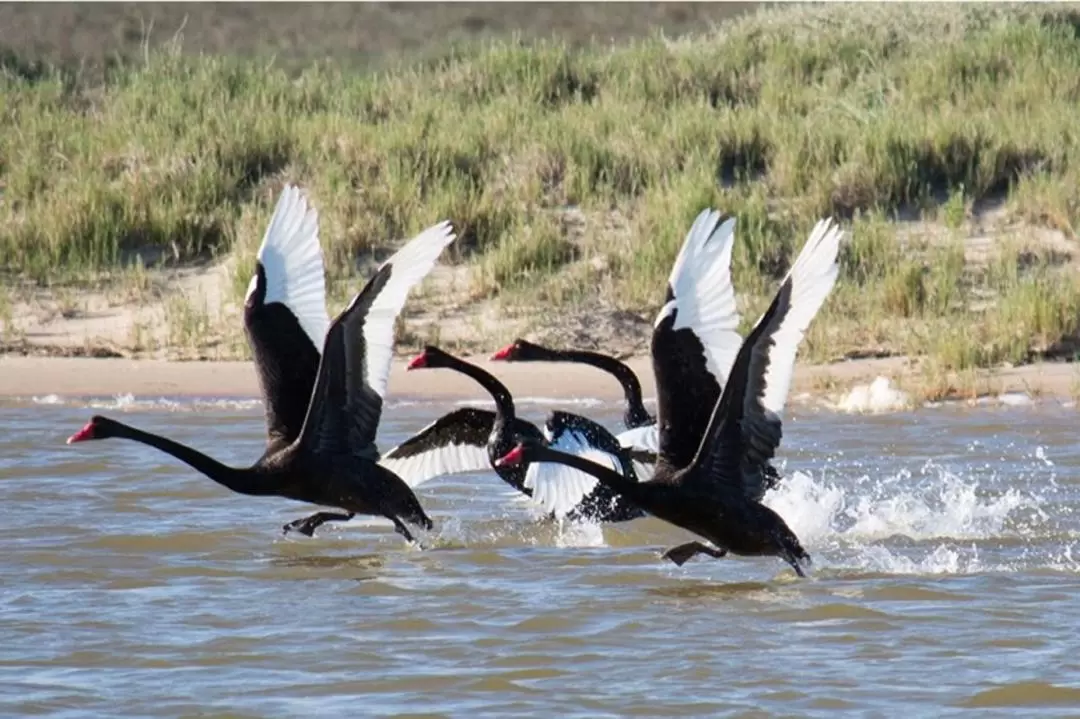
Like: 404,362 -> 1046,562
1,3 -> 1080,378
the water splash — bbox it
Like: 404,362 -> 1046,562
833,376 -> 911,414
32,393 -> 263,413
552,518 -> 607,548
765,456 -> 1055,575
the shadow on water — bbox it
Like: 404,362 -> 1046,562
266,552 -> 388,582
645,581 -> 782,601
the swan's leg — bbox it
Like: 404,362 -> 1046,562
390,516 -> 417,544
762,463 -> 782,492
282,511 -> 356,537
661,541 -> 727,566
782,550 -> 810,578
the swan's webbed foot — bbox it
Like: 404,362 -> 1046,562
783,551 -> 811,578
283,511 -> 356,537
762,463 -> 782,492
391,516 -> 418,544
661,541 -> 727,566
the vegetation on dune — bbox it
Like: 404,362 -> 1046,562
1,3 -> 1080,376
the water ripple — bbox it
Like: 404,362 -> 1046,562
1,401 -> 1079,716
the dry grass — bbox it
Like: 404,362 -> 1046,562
2,3 -> 1080,367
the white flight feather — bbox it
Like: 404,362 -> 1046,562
617,424 -> 658,481
617,424 -> 659,453
360,221 -> 456,400
654,209 -> 742,389
754,218 -> 843,417
379,441 -> 491,488
631,460 -> 655,481
524,426 -> 623,520
248,184 -> 330,351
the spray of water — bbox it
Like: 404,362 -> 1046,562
760,450 -> 1073,574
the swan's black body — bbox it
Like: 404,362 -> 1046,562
70,414 -> 431,539
499,440 -> 807,572
68,187 -> 455,541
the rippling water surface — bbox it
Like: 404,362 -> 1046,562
3,393 -> 1080,717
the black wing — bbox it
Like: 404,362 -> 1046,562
651,209 -> 741,473
243,185 -> 328,446
690,219 -> 842,501
298,221 -> 456,459
379,408 -> 497,487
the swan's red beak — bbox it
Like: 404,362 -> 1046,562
495,444 -> 525,467
67,421 -> 96,444
406,352 -> 428,371
490,344 -> 514,361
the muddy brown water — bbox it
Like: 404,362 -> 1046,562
2,393 -> 1079,717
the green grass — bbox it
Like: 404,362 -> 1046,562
2,3 -> 1080,367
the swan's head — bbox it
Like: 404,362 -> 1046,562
406,345 -> 453,371
493,439 -> 545,468
490,338 -> 554,362
493,442 -> 526,468
66,415 -> 118,444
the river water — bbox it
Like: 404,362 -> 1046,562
2,392 -> 1079,717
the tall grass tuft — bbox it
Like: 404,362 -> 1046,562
2,3 -> 1080,366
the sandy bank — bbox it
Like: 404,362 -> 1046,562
1,355 -> 1077,406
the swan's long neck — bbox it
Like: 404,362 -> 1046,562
107,420 -> 276,496
546,349 -> 650,427
441,356 -> 516,421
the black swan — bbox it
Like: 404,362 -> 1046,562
67,184 -> 457,541
378,345 -> 647,523
496,216 -> 844,576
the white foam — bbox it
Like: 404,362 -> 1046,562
833,376 -> 911,414
769,467 -> 1039,545
1034,446 -> 1054,467
31,394 -> 263,413
552,518 -> 608,548
854,543 -> 981,574
763,458 -> 1051,575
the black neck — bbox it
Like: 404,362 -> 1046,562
106,419 -> 275,496
532,348 -> 650,427
438,355 -> 516,420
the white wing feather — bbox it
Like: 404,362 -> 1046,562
616,424 -> 659,453
524,427 -> 624,520
616,424 -> 658,481
248,184 -> 329,351
379,443 -> 491,488
361,221 -> 456,400
630,459 -> 656,482
755,218 -> 844,416
654,209 -> 742,388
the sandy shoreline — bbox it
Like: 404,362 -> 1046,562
1,354 -> 1077,406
